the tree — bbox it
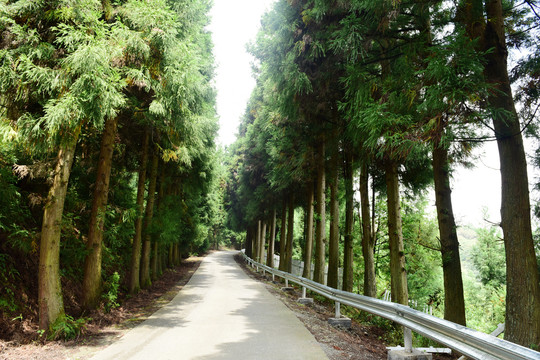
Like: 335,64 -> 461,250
360,162 -> 376,297
458,0 -> 540,345
327,150 -> 340,289
129,130 -> 149,294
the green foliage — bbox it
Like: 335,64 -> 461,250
102,272 -> 121,312
0,253 -> 19,313
471,226 -> 506,288
463,272 -> 506,333
48,314 -> 90,341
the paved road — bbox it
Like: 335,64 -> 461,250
90,251 -> 328,360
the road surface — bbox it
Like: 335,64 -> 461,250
90,251 -> 328,360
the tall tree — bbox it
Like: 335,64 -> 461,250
458,0 -> 540,345
81,115 -> 118,310
342,151 -> 355,292
385,159 -> 409,305
327,151 -> 340,289
302,183 -> 315,279
129,130 -> 149,294
285,193 -> 295,273
140,143 -> 159,289
360,162 -> 376,297
313,138 -> 327,284
279,199 -> 288,271
266,209 -> 277,267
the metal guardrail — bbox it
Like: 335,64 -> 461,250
242,252 -> 540,360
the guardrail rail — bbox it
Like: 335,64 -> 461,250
241,252 -> 540,360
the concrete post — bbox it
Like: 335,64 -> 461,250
328,300 -> 351,328
404,327 -> 413,353
297,286 -> 314,305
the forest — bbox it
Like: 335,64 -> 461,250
224,0 -> 540,350
0,0 -> 539,353
0,0 -> 222,341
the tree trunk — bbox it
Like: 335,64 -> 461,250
385,159 -> 408,305
82,117 -> 118,310
286,193 -> 295,273
343,152 -> 354,292
152,165 -> 166,281
245,225 -> 253,258
173,243 -> 180,266
129,130 -> 149,294
255,220 -> 261,263
327,152 -> 340,289
279,198 -> 288,272
459,0 -> 540,345
484,2 -> 540,345
140,145 -> 159,289
360,163 -> 376,297
260,220 -> 267,265
267,209 -> 276,267
303,183 -> 315,279
168,243 -> 174,268
314,138 -> 327,284
38,134 -> 79,331
433,144 -> 466,326
151,242 -> 159,281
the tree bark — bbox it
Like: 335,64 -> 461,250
484,3 -> 540,345
459,0 -> 540,345
327,152 -> 340,289
343,152 -> 354,292
38,134 -> 79,331
285,193 -> 295,273
279,198 -> 288,272
82,116 -> 118,310
360,163 -> 376,297
433,144 -> 466,326
267,209 -> 276,267
129,130 -> 149,294
260,220 -> 267,265
245,225 -> 253,258
255,220 -> 261,263
385,159 -> 408,305
302,183 -> 315,279
168,243 -> 174,268
140,145 -> 159,289
314,138 -> 327,284
152,165 -> 166,281
173,243 -> 180,265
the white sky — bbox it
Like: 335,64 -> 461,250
209,0 -> 277,147
207,1 -> 538,228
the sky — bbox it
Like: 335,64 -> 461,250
208,0 -> 276,146
207,0 -> 537,228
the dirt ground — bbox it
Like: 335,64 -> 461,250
234,254 -> 457,360
0,256 -> 203,360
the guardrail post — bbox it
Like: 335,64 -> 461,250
297,286 -> 314,305
272,273 -> 275,281
404,327 -> 413,353
328,300 -> 351,328
285,279 -> 289,287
